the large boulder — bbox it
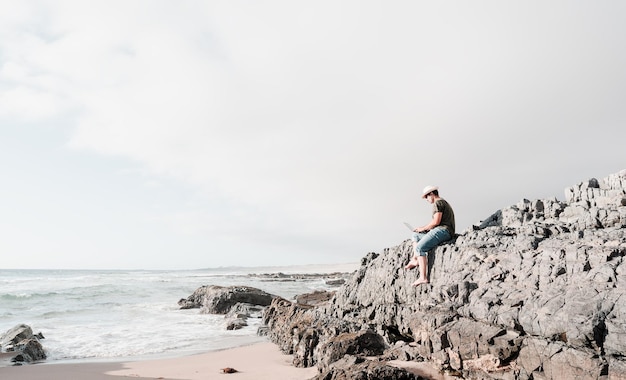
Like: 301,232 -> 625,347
0,324 -> 46,364
263,297 -> 364,368
262,170 -> 626,379
311,355 -> 426,380
316,330 -> 387,373
178,285 -> 276,314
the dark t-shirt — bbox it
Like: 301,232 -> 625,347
433,199 -> 455,236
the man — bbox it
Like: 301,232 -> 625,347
405,185 -> 455,286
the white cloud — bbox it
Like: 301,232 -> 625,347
1,1 -> 625,268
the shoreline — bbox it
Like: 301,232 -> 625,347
0,341 -> 318,380
0,341 -> 463,380
0,334 -> 269,368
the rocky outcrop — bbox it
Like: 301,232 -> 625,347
180,276 -> 353,333
310,355 -> 427,380
263,170 -> 626,379
0,324 -> 46,364
178,285 -> 275,314
179,285 -> 277,331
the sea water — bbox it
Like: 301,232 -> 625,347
0,264 -> 357,363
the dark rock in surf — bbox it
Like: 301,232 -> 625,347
178,285 -> 275,314
0,324 -> 47,364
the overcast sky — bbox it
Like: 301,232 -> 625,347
0,1 -> 624,270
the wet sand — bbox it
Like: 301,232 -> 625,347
0,342 -> 317,380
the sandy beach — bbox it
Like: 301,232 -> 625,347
0,342 -> 318,380
0,341 -> 464,380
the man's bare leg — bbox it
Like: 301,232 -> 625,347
405,241 -> 419,270
404,256 -> 418,270
412,256 -> 429,286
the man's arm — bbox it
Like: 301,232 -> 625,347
415,212 -> 442,232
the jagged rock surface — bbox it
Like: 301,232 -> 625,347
296,290 -> 336,307
224,302 -> 265,330
263,170 -> 626,380
310,355 -> 427,380
179,285 -> 277,331
0,324 -> 46,364
178,285 -> 275,314
263,298 -> 366,368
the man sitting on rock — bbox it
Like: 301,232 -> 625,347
405,185 -> 455,286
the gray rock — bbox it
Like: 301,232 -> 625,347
0,324 -> 47,364
225,318 -> 248,330
0,324 -> 34,350
262,170 -> 626,379
311,355 -> 427,380
316,329 -> 387,373
296,290 -> 336,307
224,302 -> 264,330
178,285 -> 276,314
262,297 -> 363,368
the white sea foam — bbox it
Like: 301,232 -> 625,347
0,264 -> 357,363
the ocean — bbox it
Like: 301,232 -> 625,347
0,264 -> 358,364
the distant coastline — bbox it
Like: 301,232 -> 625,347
0,262 -> 360,274
195,262 -> 361,274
